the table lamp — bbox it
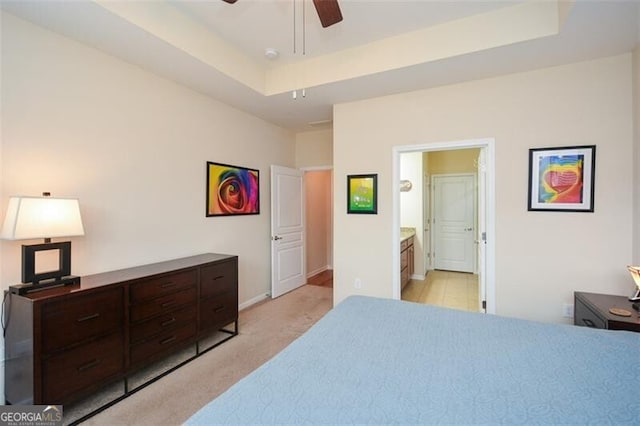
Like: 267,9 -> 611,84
0,192 -> 85,294
628,265 -> 640,302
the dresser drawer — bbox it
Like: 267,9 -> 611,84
43,332 -> 124,404
199,291 -> 238,332
41,288 -> 123,354
130,270 -> 197,303
130,322 -> 196,366
130,305 -> 197,344
200,261 -> 237,300
130,287 -> 196,323
574,298 -> 606,329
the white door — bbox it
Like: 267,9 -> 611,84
432,174 -> 475,272
476,149 -> 487,312
270,165 -> 305,298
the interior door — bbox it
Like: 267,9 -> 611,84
432,174 -> 475,272
270,165 -> 306,298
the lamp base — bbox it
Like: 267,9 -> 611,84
629,288 -> 640,302
9,276 -> 80,295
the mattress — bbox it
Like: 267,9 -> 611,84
187,295 -> 640,424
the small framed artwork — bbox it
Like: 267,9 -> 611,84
207,161 -> 260,216
527,145 -> 596,212
347,174 -> 377,214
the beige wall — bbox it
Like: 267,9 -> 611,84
334,54 -> 634,324
399,152 -> 424,277
296,128 -> 333,276
0,13 -> 295,306
428,149 -> 480,174
305,170 -> 332,276
295,128 -> 333,168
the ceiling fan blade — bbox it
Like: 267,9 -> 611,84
222,0 -> 238,3
312,0 -> 343,28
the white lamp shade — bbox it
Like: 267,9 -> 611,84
0,196 -> 85,240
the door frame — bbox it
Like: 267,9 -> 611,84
423,172 -> 431,271
392,138 -> 496,314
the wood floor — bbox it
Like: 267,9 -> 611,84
307,269 -> 479,313
307,269 -> 333,288
402,270 -> 479,312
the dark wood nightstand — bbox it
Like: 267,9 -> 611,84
574,292 -> 640,333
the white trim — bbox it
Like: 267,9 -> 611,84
307,265 -> 330,278
300,165 -> 333,171
393,138 -> 496,314
239,293 -> 270,311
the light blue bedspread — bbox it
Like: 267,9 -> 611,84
187,296 -> 640,424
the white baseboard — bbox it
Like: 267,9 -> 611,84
411,273 -> 425,281
306,265 -> 331,278
239,293 -> 270,311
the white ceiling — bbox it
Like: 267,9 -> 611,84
1,0 -> 639,132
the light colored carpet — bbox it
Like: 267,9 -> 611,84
80,284 -> 332,425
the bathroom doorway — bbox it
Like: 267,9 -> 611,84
394,138 -> 495,314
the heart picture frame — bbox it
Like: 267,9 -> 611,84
527,145 -> 596,212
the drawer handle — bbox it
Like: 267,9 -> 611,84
77,359 -> 101,372
160,282 -> 176,289
213,275 -> 224,281
161,301 -> 177,309
77,313 -> 100,323
582,318 -> 597,328
213,305 -> 225,313
160,336 -> 176,345
161,317 -> 176,327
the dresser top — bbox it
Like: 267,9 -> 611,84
19,253 -> 237,300
575,291 -> 640,326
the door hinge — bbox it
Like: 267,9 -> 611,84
481,232 -> 486,242
482,300 -> 487,310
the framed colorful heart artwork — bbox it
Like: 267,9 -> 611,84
527,145 -> 596,212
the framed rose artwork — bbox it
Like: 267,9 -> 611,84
207,161 -> 259,216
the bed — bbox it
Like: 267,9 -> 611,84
187,295 -> 640,424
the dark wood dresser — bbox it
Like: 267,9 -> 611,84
574,291 -> 640,332
4,253 -> 238,413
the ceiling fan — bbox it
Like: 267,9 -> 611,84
221,0 -> 343,28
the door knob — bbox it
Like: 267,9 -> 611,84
273,236 -> 283,241
465,227 -> 473,231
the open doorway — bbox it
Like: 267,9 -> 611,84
393,139 -> 495,314
304,169 -> 333,288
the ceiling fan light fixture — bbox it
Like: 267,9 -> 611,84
264,48 -> 279,60
312,0 -> 343,28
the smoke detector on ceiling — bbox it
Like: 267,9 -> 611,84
264,48 -> 279,60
